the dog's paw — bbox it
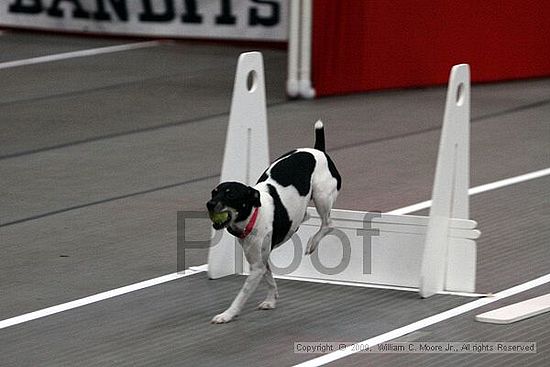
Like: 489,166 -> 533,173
211,312 -> 235,324
257,300 -> 276,310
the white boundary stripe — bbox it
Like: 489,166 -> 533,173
293,273 -> 550,367
0,168 -> 547,329
0,268 -> 203,330
0,41 -> 162,70
388,167 -> 550,215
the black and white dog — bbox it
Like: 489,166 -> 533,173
206,121 -> 342,323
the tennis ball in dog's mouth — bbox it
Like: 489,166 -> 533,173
209,211 -> 229,225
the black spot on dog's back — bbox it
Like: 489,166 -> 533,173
325,153 -> 342,190
269,151 -> 316,196
267,184 -> 292,249
257,150 -> 297,184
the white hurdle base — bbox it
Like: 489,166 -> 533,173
267,208 -> 478,292
208,53 -> 479,296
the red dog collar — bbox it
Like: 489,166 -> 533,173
239,207 -> 259,239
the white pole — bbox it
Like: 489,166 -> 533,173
298,0 -> 316,98
208,52 -> 270,279
286,0 -> 301,97
420,64 -> 471,297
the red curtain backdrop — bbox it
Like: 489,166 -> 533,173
312,0 -> 550,96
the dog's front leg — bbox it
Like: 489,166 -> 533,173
257,264 -> 278,310
211,264 -> 266,324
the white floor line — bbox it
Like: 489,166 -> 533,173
0,269 -> 203,330
0,168 -> 547,329
388,167 -> 550,215
0,40 -> 162,70
292,273 -> 550,367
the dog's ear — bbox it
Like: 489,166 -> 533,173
250,188 -> 261,207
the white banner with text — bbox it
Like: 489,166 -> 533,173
1,0 -> 288,41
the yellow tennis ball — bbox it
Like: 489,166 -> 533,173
209,211 -> 229,224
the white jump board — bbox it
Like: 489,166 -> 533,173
265,208 -> 479,293
209,56 -> 478,296
475,294 -> 550,324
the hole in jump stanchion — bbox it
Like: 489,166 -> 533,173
246,70 -> 257,92
456,83 -> 465,106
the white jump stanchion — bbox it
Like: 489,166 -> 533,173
207,52 -> 269,279
286,0 -> 315,99
420,64 -> 471,297
209,53 -> 479,297
286,0 -> 301,98
298,0 -> 316,99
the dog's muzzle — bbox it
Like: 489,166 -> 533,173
206,200 -> 220,212
207,200 -> 232,229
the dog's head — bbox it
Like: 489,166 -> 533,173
206,182 -> 261,230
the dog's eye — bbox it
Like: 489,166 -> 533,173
226,190 -> 236,199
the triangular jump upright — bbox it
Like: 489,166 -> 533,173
207,52 -> 270,279
420,64 -> 471,297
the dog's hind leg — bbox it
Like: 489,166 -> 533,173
305,191 -> 336,255
258,263 -> 278,310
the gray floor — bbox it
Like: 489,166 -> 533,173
0,273 -> 469,367
332,284 -> 550,367
0,31 -> 549,366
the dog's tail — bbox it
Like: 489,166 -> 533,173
314,120 -> 325,152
